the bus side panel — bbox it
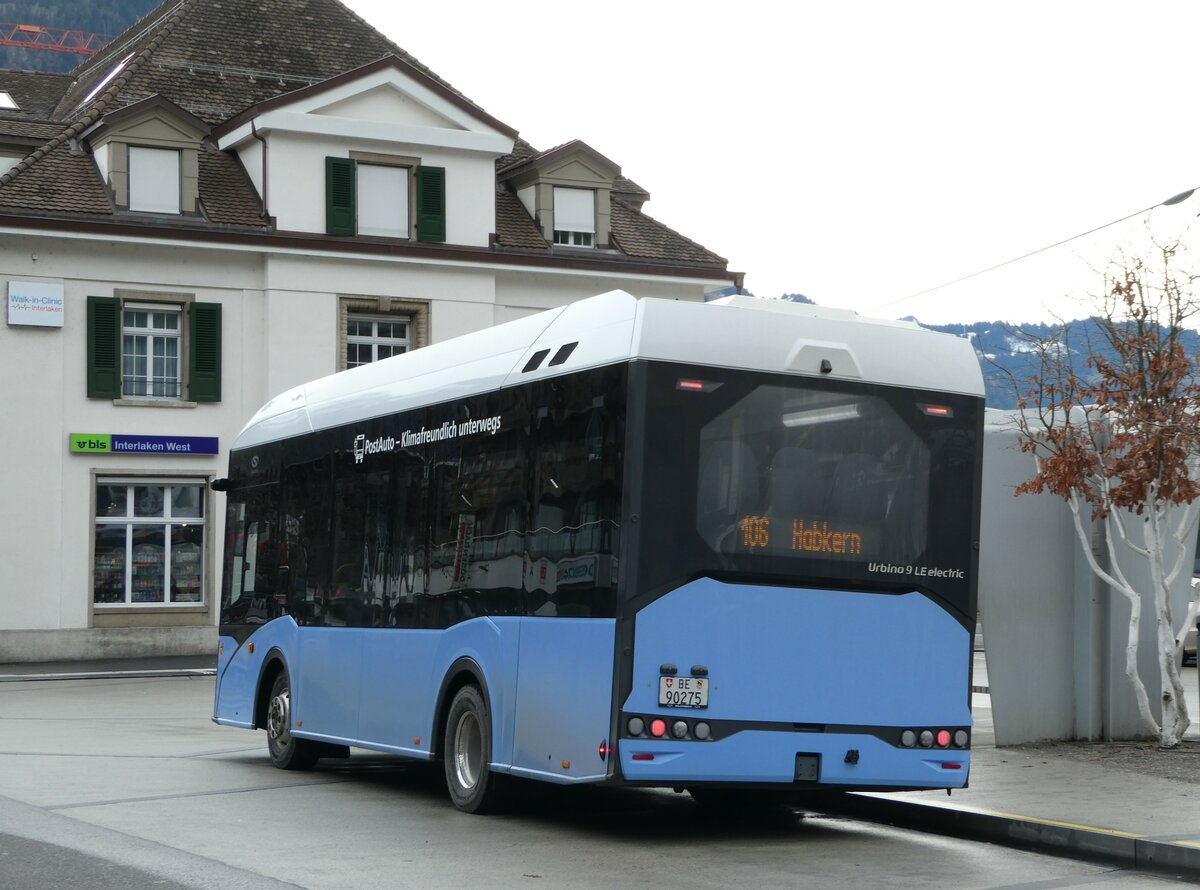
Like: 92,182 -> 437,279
511,618 -> 616,784
213,619 -> 299,728
620,579 -> 970,788
428,617 -> 522,768
356,628 -> 442,757
296,628 -> 365,741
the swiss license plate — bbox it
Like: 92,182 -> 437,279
658,675 -> 708,708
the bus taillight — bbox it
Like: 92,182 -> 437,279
936,729 -> 952,748
598,740 -> 610,761
649,718 -> 667,738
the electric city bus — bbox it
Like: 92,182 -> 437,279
212,290 -> 984,813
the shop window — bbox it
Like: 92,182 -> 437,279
87,295 -> 221,402
94,480 -> 206,606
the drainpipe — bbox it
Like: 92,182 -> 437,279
251,120 -> 268,220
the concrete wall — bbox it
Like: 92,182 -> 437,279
981,410 -> 1194,742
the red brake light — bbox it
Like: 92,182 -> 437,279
678,379 -> 705,391
920,404 -> 954,418
598,740 -> 610,761
936,729 -> 952,747
649,719 -> 667,738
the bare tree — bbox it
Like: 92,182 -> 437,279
1012,239 -> 1200,747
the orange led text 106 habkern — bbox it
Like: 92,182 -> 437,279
738,516 -> 862,555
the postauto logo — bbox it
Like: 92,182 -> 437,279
353,432 -> 395,464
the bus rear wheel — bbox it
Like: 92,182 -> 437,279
443,685 -> 507,813
266,671 -> 319,771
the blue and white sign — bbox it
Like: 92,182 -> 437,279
111,435 -> 219,455
71,433 -> 219,455
8,280 -> 65,327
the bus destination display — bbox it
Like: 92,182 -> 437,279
739,515 -> 863,556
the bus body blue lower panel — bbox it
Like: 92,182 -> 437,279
620,578 -> 971,789
510,618 -> 615,783
214,616 -> 615,782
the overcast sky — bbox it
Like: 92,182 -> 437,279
344,0 -> 1200,325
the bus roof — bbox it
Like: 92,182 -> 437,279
232,290 -> 984,450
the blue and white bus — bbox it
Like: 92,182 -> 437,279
212,291 -> 984,812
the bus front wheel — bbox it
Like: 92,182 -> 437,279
266,671 -> 319,771
443,685 -> 507,813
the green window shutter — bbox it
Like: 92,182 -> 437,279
415,165 -> 446,243
86,296 -> 121,399
189,302 -> 222,403
325,157 -> 356,235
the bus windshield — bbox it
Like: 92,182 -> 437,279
634,363 -> 980,619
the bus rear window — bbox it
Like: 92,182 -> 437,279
697,386 -> 930,566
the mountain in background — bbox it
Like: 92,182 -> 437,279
902,317 -> 1200,409
0,1 -> 160,73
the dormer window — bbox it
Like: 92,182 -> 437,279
325,156 -> 445,242
357,163 -> 409,237
129,147 -> 181,214
552,187 -> 595,248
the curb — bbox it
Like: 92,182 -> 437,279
0,669 -> 216,683
808,792 -> 1200,881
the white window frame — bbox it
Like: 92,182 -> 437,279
122,302 -> 182,398
346,313 -> 410,368
128,146 -> 181,214
553,186 -> 595,248
93,479 -> 206,607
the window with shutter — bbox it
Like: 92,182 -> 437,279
553,187 -> 595,248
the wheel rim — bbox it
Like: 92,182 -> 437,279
268,687 -> 291,749
452,709 -> 483,790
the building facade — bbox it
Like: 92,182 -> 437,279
0,0 -> 737,661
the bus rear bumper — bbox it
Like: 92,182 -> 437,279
617,730 -> 969,790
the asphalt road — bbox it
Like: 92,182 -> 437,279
0,675 -> 1184,889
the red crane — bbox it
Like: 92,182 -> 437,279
0,23 -> 113,56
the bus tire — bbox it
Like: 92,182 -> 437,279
443,685 -> 507,814
266,671 -> 319,771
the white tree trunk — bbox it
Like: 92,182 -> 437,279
1065,494 -> 1160,738
1144,504 -> 1190,748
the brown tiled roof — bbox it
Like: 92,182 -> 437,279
609,197 -> 727,267
57,0 -> 493,128
198,149 -> 267,226
0,70 -> 73,119
0,119 -> 67,141
0,141 -> 111,215
494,188 -> 548,251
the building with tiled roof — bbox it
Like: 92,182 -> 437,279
0,0 -> 738,661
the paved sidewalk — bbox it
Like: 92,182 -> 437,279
817,654 -> 1200,881
2,652 -> 1197,880
0,655 -> 215,681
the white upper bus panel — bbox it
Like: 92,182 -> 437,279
232,291 -> 984,450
